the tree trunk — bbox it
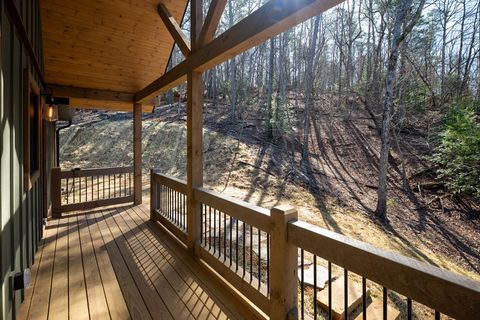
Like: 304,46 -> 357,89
376,0 -> 426,219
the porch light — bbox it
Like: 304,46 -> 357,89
44,102 -> 58,122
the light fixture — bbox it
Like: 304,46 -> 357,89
44,98 -> 58,122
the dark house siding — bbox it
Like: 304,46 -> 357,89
1,1 -> 54,319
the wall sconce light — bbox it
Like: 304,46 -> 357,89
44,101 -> 58,122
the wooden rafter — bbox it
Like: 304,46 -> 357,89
197,0 -> 227,48
157,3 -> 191,57
136,0 -> 344,103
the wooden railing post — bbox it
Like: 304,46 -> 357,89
270,205 -> 299,319
133,103 -> 142,205
51,167 -> 62,218
150,169 -> 158,221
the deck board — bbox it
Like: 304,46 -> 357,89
18,204 -> 244,320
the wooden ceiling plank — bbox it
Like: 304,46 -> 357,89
43,37 -> 170,66
157,3 -> 191,57
40,0 -> 189,95
136,0 -> 344,103
197,0 -> 227,48
44,52 -> 166,75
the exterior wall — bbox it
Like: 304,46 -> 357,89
0,1 -> 53,319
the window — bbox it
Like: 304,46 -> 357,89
24,71 -> 41,191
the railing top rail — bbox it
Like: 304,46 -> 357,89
152,171 -> 188,194
58,166 -> 134,178
194,186 -> 271,233
288,220 -> 480,319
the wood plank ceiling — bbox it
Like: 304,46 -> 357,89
40,0 -> 188,111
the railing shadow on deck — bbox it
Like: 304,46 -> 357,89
91,204 -> 240,319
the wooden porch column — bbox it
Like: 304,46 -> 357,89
186,0 -> 203,251
133,103 -> 142,204
270,205 -> 299,319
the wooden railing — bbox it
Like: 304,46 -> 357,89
51,166 -> 134,217
150,172 -> 480,320
150,172 -> 188,243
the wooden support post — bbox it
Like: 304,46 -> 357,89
133,103 -> 142,205
51,167 -> 62,218
270,205 -> 299,319
150,169 -> 158,220
186,71 -> 203,251
187,0 -> 204,252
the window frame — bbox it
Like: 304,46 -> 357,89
23,69 -> 42,191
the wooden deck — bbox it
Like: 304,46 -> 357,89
17,204 -> 249,320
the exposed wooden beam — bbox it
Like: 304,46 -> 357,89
157,3 -> 191,57
49,84 -> 153,112
197,0 -> 227,48
136,0 -> 343,104
49,84 -> 134,102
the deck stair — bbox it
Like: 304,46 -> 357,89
316,275 -> 370,319
353,300 -> 401,320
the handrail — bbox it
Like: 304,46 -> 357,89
288,220 -> 480,319
58,166 -> 134,178
152,171 -> 187,194
194,186 -> 271,232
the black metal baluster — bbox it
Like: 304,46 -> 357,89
243,222 -> 246,278
250,224 -> 253,283
267,233 -> 270,293
314,255 -> 317,320
362,277 -> 367,320
344,269 -> 348,320
66,178 -> 69,204
200,203 -> 203,243
383,287 -> 387,320
213,208 -> 216,254
91,176 -> 94,200
301,249 -> 304,320
72,177 -> 76,204
258,229 -> 261,287
326,261 -> 331,320
236,219 -> 239,271
435,311 -> 440,320
209,206 -> 212,250
407,298 -> 412,320
224,212 -> 227,261
230,216 -> 233,267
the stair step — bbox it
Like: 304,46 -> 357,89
298,265 -> 330,289
353,300 -> 400,320
316,276 -> 370,319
